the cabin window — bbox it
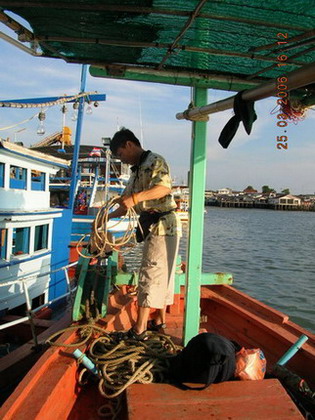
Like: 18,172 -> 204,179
34,224 -> 49,251
10,165 -> 27,190
0,162 -> 4,188
31,170 -> 46,191
12,227 -> 30,255
287,199 -> 293,204
0,229 -> 7,259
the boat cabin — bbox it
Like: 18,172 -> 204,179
0,140 -> 70,312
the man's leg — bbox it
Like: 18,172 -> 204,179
133,306 -> 166,334
133,306 -> 151,335
151,235 -> 179,327
154,307 -> 167,325
136,234 -> 179,332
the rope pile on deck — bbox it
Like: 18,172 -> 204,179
46,324 -> 181,418
88,332 -> 179,398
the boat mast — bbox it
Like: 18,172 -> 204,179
69,65 -> 88,210
104,140 -> 111,203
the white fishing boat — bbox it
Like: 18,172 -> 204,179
0,139 -> 71,313
174,188 -> 189,222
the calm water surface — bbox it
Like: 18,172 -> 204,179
124,207 -> 315,333
190,207 -> 315,333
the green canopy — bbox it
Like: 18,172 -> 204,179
1,0 -> 314,94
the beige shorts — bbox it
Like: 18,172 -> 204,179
137,234 -> 180,309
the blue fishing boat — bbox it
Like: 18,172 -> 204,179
32,143 -> 131,244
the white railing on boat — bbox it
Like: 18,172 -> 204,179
0,261 -> 78,344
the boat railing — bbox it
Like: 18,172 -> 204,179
0,261 -> 78,346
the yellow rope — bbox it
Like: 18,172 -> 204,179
46,323 -> 181,418
0,91 -> 96,109
89,332 -> 180,399
0,110 -> 43,131
45,323 -> 110,347
76,197 -> 139,259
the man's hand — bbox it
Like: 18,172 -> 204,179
116,195 -> 134,209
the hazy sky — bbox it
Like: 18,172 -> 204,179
1,30 -> 314,194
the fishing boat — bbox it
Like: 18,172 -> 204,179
0,139 -> 76,400
173,186 -> 207,222
32,142 -> 131,243
30,129 -> 133,270
1,280 -> 314,419
0,1 -> 315,419
0,139 -> 71,313
173,185 -> 189,222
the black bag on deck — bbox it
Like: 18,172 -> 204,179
168,333 -> 239,390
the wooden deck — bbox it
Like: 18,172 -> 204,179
127,380 -> 304,419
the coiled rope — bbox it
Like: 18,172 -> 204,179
89,332 -> 179,398
76,197 -> 140,259
46,323 -> 108,348
46,324 -> 181,419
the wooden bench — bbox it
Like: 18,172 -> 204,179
127,379 -> 303,419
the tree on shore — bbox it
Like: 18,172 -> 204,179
244,185 -> 257,193
262,185 -> 276,194
281,188 -> 290,195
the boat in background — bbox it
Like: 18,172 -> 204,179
33,141 -> 131,241
0,139 -> 72,313
173,185 -> 207,222
173,185 -> 189,222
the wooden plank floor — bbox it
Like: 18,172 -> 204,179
127,380 -> 304,419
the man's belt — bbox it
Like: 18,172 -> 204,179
136,209 -> 175,242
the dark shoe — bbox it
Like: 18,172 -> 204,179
112,328 -> 149,342
147,319 -> 166,332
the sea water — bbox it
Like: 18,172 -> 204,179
199,207 -> 315,333
124,207 -> 315,333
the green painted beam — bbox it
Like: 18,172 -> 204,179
72,250 -> 90,322
72,250 -> 115,321
183,86 -> 208,346
112,271 -> 139,286
89,66 -> 258,92
107,252 -> 138,286
176,272 -> 233,286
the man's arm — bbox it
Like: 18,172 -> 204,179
118,185 -> 171,209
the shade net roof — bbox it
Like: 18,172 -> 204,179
1,0 -> 314,94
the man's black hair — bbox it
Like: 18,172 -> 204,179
110,128 -> 141,154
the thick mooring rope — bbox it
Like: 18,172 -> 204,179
89,332 -> 179,398
76,197 -> 139,258
46,324 -> 181,419
46,323 -> 110,348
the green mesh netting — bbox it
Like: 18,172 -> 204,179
1,0 -> 315,91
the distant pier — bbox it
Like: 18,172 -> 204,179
205,200 -> 315,211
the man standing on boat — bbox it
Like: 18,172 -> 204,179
108,128 -> 182,340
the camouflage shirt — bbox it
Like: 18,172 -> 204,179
123,151 -> 182,236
